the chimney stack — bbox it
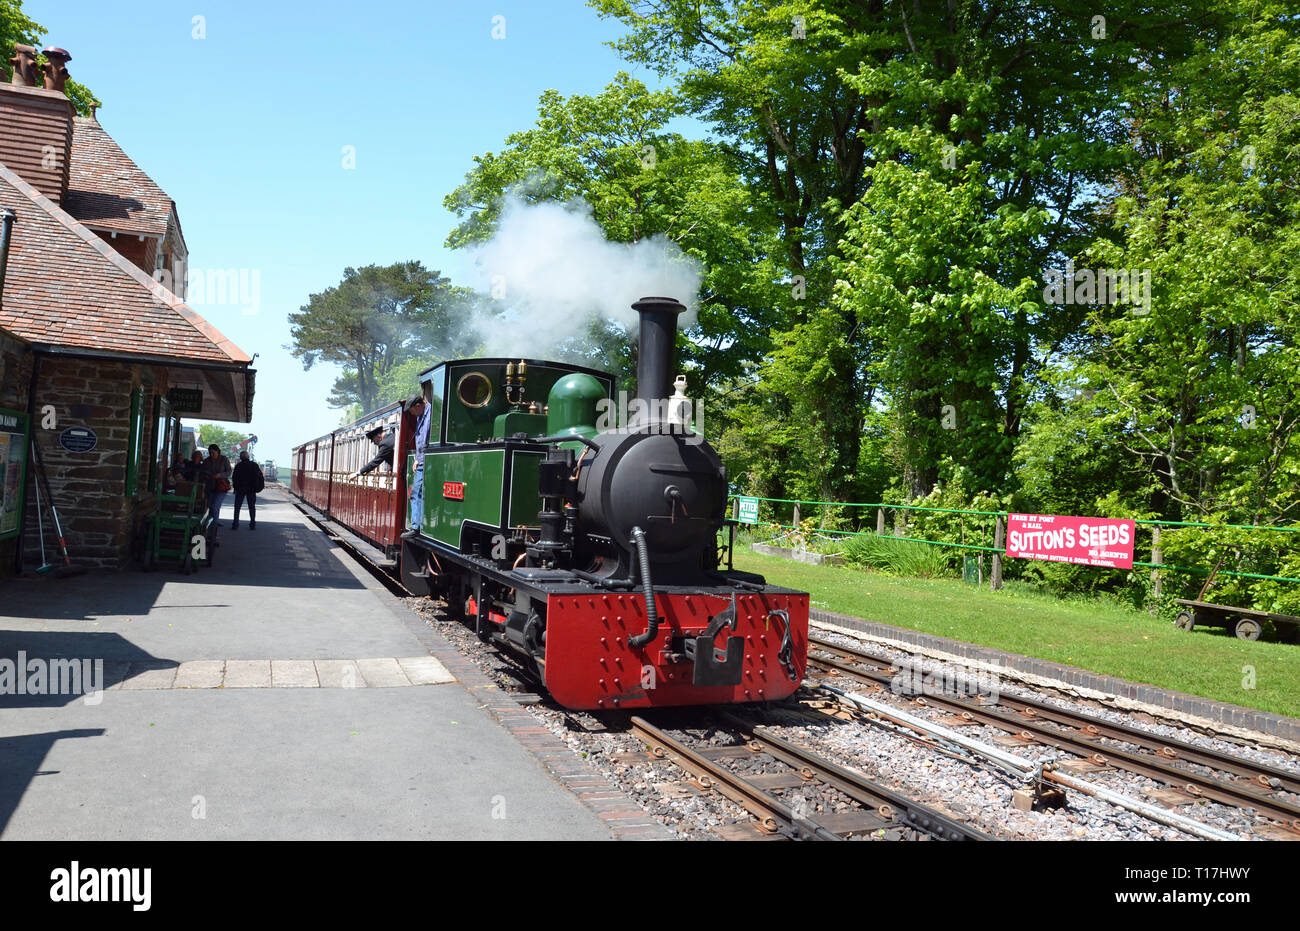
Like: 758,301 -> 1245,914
41,47 -> 72,93
0,45 -> 75,204
8,45 -> 39,86
631,296 -> 685,418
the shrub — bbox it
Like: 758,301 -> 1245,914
840,532 -> 955,578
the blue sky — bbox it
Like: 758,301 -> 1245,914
27,0 -> 658,465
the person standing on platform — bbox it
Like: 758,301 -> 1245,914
199,443 -> 232,524
405,393 -> 429,530
231,450 -> 264,530
351,425 -> 394,478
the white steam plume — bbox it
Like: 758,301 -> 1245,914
463,194 -> 702,358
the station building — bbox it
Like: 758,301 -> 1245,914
0,45 -> 255,574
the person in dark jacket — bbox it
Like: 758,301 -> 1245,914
231,450 -> 263,530
183,449 -> 203,482
353,425 -> 394,477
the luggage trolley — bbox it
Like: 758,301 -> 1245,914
1173,599 -> 1300,642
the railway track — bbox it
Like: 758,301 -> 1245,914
807,634 -> 1300,834
630,712 -> 989,841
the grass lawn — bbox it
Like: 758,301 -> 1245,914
735,549 -> 1300,720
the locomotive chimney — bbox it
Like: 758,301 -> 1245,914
631,296 -> 685,419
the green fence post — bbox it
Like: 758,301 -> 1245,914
991,515 -> 1004,591
1150,526 -> 1162,614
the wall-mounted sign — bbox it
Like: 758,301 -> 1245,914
736,496 -> 759,524
1005,513 -> 1135,570
59,426 -> 98,453
0,407 -> 29,540
167,387 -> 204,413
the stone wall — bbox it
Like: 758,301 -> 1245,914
16,356 -> 169,572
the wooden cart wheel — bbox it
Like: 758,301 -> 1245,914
1174,611 -> 1194,631
1233,617 -> 1262,641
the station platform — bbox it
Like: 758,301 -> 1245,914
0,487 -> 620,840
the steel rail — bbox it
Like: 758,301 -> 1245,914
810,634 -> 1300,793
629,716 -> 840,840
713,711 -> 989,840
824,684 -> 1243,842
806,640 -> 1300,830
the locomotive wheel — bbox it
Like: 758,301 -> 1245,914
1233,618 -> 1262,641
1174,611 -> 1194,631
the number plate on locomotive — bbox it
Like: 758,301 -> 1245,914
443,481 -> 465,500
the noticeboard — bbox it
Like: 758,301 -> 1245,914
167,387 -> 204,414
1005,513 -> 1136,570
737,496 -> 759,525
0,407 -> 29,541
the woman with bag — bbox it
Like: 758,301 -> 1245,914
199,444 -> 233,523
231,450 -> 264,530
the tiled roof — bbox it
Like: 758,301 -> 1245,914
63,116 -> 174,238
0,163 -> 249,365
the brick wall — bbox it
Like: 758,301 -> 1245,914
0,84 -> 75,205
91,231 -> 158,277
17,356 -> 170,571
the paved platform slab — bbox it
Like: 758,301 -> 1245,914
0,488 -> 614,840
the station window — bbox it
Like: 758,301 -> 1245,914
147,396 -> 174,492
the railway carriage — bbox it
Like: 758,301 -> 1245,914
291,401 -> 412,563
292,297 -> 809,709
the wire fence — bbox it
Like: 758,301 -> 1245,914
728,495 -> 1300,587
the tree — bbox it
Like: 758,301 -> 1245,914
288,262 -> 488,413
445,73 -> 785,389
1,0 -> 100,115
1027,1 -> 1300,526
833,147 -> 1045,498
596,0 -> 1219,502
196,423 -> 252,454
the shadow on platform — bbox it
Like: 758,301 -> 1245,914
0,729 -> 106,837
1,491 -> 370,621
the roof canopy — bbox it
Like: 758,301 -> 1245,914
0,164 -> 254,421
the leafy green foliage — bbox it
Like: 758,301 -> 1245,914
444,73 -> 783,388
195,424 -> 252,454
839,532 -> 955,579
288,262 -> 492,413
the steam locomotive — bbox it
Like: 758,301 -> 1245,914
293,297 -> 808,709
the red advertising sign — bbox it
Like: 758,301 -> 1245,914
443,481 -> 464,500
1005,514 -> 1136,569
